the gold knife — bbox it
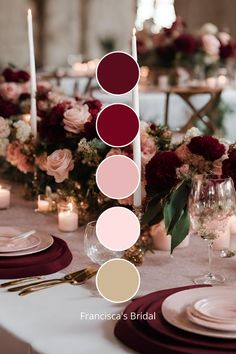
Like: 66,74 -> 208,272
0,276 -> 43,288
8,268 -> 96,292
18,269 -> 97,296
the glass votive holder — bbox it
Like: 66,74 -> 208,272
58,202 -> 78,232
37,194 -> 51,213
0,184 -> 11,210
84,221 -> 123,265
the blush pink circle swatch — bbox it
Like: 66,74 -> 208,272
96,207 -> 140,251
96,104 -> 139,147
96,156 -> 140,199
96,51 -> 139,95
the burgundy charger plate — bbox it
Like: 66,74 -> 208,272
0,236 -> 72,279
114,285 -> 236,354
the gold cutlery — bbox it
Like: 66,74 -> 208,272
0,276 -> 43,288
8,268 -> 97,293
18,268 -> 97,296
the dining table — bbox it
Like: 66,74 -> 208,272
1,183 -> 236,354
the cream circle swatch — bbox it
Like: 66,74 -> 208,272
96,207 -> 140,251
96,155 -> 140,199
96,259 -> 140,303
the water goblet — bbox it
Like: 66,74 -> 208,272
189,175 -> 236,285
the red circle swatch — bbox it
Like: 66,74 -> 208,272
96,51 -> 139,95
96,104 -> 139,147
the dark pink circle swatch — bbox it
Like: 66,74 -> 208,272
96,52 -> 139,95
96,104 -> 139,147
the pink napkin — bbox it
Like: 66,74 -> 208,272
115,285 -> 236,353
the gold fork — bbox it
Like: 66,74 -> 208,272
8,268 -> 97,292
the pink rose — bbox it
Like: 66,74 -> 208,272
218,32 -> 231,46
35,153 -> 48,171
6,141 -> 34,174
202,34 -> 220,57
0,117 -> 10,138
0,82 -> 20,101
37,81 -> 52,94
63,104 -> 91,134
47,149 -> 74,183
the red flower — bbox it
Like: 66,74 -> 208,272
174,33 -> 198,54
0,97 -> 19,117
84,99 -> 102,119
222,162 -> 236,189
2,68 -> 30,83
220,44 -> 235,60
82,117 -> 97,140
145,151 -> 182,192
187,136 -> 226,161
38,102 -> 69,143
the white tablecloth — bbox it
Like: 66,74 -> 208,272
1,185 -> 236,354
58,77 -> 236,142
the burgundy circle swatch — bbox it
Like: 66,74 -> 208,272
96,104 -> 139,147
96,51 -> 139,95
96,207 -> 140,251
96,156 -> 140,199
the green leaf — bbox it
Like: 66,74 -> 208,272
164,180 -> 191,234
142,190 -> 168,226
170,207 -> 190,253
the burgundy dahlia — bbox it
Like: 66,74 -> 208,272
82,117 -> 97,140
174,33 -> 198,55
145,151 -> 182,192
222,159 -> 236,188
187,136 -> 226,161
2,68 -> 30,83
84,99 -> 102,119
0,97 -> 18,117
220,43 -> 234,60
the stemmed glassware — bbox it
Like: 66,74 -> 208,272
84,221 -> 123,265
189,175 -> 236,285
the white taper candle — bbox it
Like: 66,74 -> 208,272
132,28 -> 142,207
27,9 -> 37,138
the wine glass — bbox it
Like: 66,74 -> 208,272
84,221 -> 123,265
189,175 -> 236,285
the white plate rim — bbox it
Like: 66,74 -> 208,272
0,235 -> 40,253
186,306 -> 236,332
194,297 -> 236,323
161,287 -> 236,339
0,232 -> 54,257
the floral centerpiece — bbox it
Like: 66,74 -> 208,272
143,126 -> 236,252
0,67 -> 172,224
137,17 -> 236,82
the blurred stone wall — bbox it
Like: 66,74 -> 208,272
1,0 -> 236,69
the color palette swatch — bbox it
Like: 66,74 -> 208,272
96,259 -> 140,303
96,156 -> 140,199
96,51 -> 139,95
96,103 -> 139,147
96,207 -> 140,251
95,50 -> 141,303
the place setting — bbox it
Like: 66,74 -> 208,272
0,226 -> 73,279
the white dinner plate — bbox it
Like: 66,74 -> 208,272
186,306 -> 236,332
194,297 -> 236,323
161,287 -> 236,339
0,227 -> 40,252
0,231 -> 54,257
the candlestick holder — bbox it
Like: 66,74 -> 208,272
133,205 -> 143,222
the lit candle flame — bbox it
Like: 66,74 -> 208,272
68,202 -> 73,212
133,27 -> 136,36
28,8 -> 31,16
